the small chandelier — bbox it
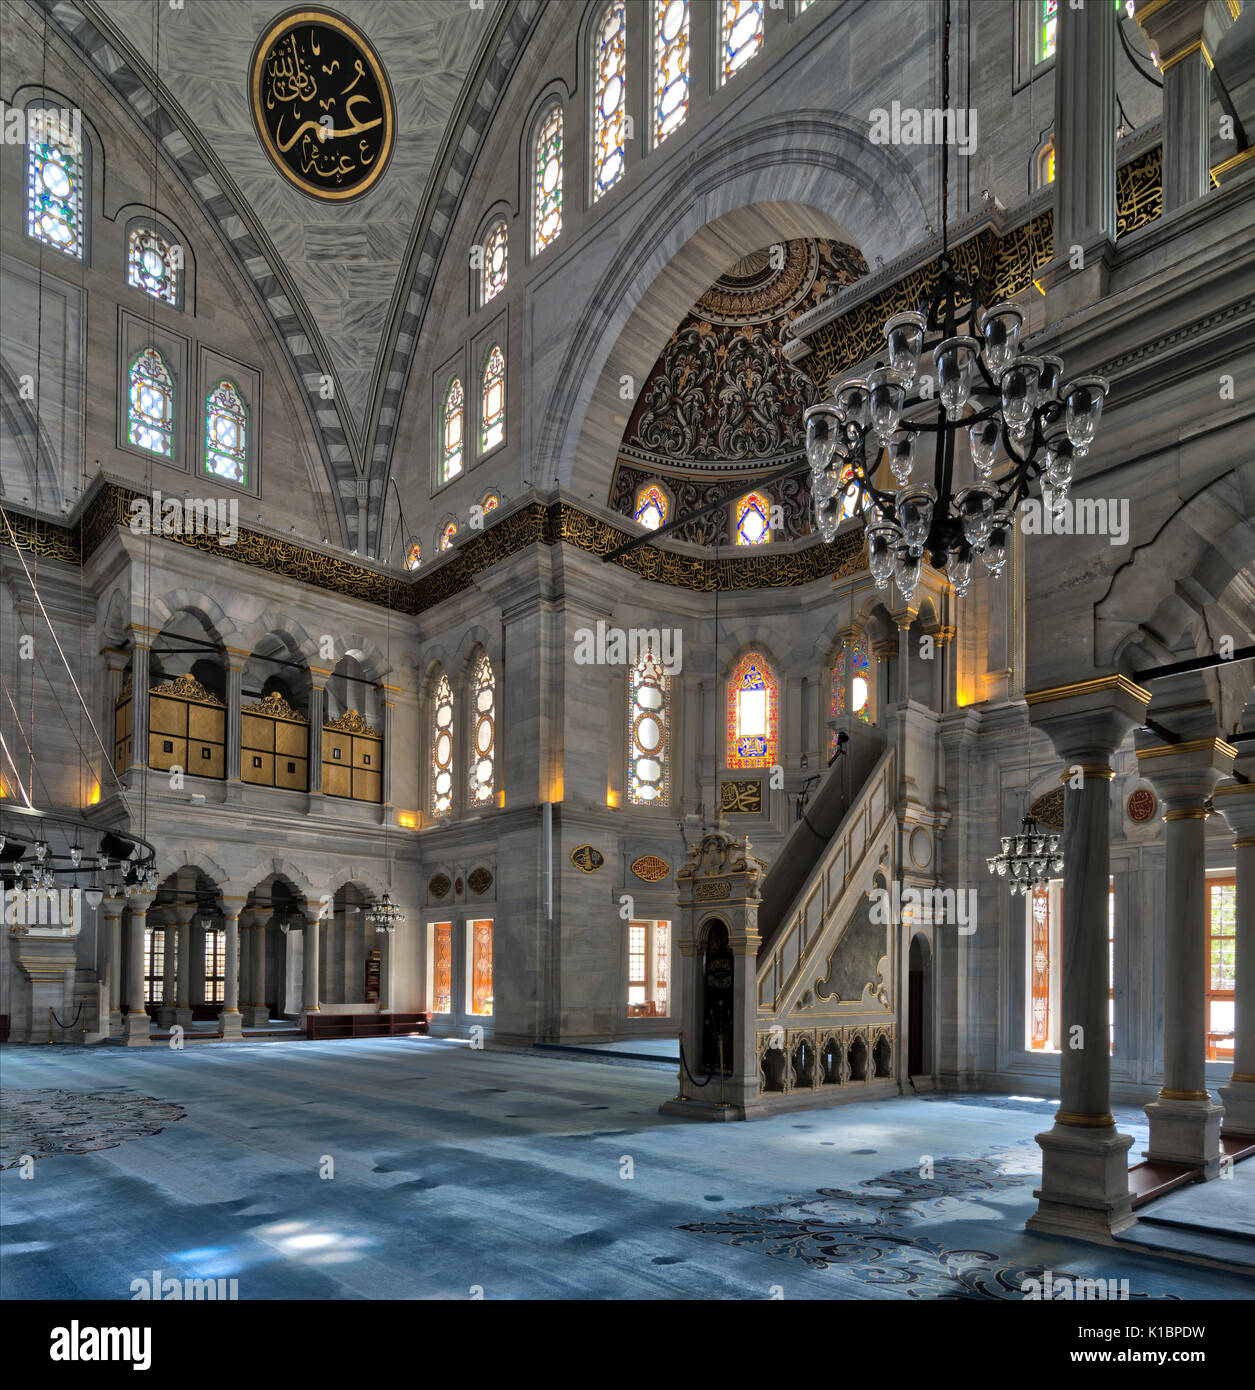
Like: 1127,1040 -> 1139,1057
366,891 -> 405,934
986,816 -> 1062,896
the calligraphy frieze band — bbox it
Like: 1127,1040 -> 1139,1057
251,9 -> 395,201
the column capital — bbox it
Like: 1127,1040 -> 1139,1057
889,607 -> 918,630
1026,674 -> 1151,764
1213,779 -> 1255,840
170,900 -> 201,927
126,892 -> 156,916
100,895 -> 126,922
1134,0 -> 1232,71
1135,736 -> 1236,807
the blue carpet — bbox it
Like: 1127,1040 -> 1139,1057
1,1040 -> 1249,1300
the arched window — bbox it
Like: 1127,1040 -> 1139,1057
628,645 -> 670,805
26,107 -> 83,259
441,377 -> 464,482
439,520 -> 458,551
652,0 -> 690,145
831,634 -> 874,754
481,493 -> 499,514
204,380 -> 248,484
836,465 -> 865,523
1038,137 -> 1056,188
635,483 -> 668,530
128,227 -> 178,305
404,538 -> 422,571
128,348 -> 174,456
727,652 -> 778,769
532,101 -> 563,255
592,2 -> 627,201
481,218 -> 508,305
735,491 -> 770,545
431,672 -> 454,818
468,651 -> 496,806
720,0 -> 763,84
480,344 -> 505,453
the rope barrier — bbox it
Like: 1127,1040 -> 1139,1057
49,1000 -> 84,1031
678,1037 -> 718,1089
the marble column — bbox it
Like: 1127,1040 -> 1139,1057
303,913 -> 321,1017
1024,676 -> 1150,1239
172,901 -> 195,1027
308,682 -> 325,797
155,908 -> 178,1028
1043,0 -> 1117,317
1137,736 -> 1233,1174
129,644 -> 151,775
1136,0 -> 1235,212
219,907 -> 244,1038
892,610 -> 917,707
122,893 -> 156,1046
102,896 -> 124,1037
225,664 -> 244,784
243,913 -> 270,1027
1211,778 -> 1255,1138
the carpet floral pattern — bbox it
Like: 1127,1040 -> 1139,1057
676,1147 -> 1179,1299
1,1089 -> 185,1168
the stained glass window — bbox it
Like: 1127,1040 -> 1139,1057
533,101 -> 563,255
1030,886 -> 1051,1050
727,652 -> 778,768
837,464 -> 864,522
592,2 -> 627,201
1039,0 -> 1058,62
735,491 -> 770,545
431,671 -> 454,818
441,377 -> 464,482
128,348 -> 174,456
431,922 -> 452,1013
404,538 -> 422,572
203,928 -> 225,1004
1207,878 -> 1236,1061
470,918 -> 494,1015
205,380 -> 248,484
482,493 -> 499,513
26,109 -> 82,258
480,344 -> 505,453
652,0 -> 689,145
128,227 -> 178,305
439,520 -> 458,551
830,635 -> 872,755
720,0 -> 763,84
627,645 -> 670,805
635,484 -> 668,530
481,218 -> 508,305
468,651 -> 496,806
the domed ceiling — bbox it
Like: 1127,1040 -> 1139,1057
610,237 -> 867,544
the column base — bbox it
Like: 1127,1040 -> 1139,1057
1219,1077 -> 1255,1139
218,1008 -> 244,1039
108,1009 -> 124,1039
241,1004 -> 270,1027
121,1011 -> 153,1046
154,1006 -> 177,1027
1025,1122 -> 1135,1240
171,1007 -> 193,1028
1145,1095 -> 1223,1174
658,1096 -> 745,1122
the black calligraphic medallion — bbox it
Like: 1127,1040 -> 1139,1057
250,9 -> 394,201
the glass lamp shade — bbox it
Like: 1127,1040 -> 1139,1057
946,541 -> 974,597
835,378 -> 872,433
865,522 -> 900,587
1038,354 -> 1065,400
893,544 -> 922,601
979,301 -> 1024,375
933,336 -> 980,418
866,523 -> 901,589
968,418 -> 999,478
954,483 -> 997,547
867,366 -> 906,443
804,403 -> 841,471
1044,429 -> 1075,486
999,356 -> 1044,434
897,483 -> 937,557
816,496 -> 841,543
884,310 -> 926,389
982,511 -> 1012,576
889,433 -> 915,486
1062,375 -> 1109,454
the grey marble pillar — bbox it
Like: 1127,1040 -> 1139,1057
129,645 -> 151,774
1024,676 -> 1150,1239
219,908 -> 243,1038
102,897 -> 124,1037
155,908 -> 178,1027
226,665 -> 243,783
308,683 -> 325,795
1212,779 -> 1255,1137
122,894 -> 155,1046
173,901 -> 195,1027
303,914 -> 321,1017
1137,737 -> 1233,1174
243,917 -> 270,1027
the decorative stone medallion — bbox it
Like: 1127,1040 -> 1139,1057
467,867 -> 493,895
720,779 -> 763,814
630,854 -> 671,882
694,878 -> 732,901
570,845 -> 605,873
1127,788 -> 1157,823
250,10 -> 395,202
428,873 -> 451,900
1027,787 -> 1064,829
